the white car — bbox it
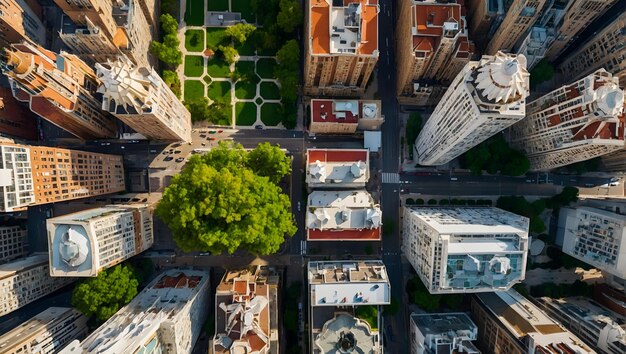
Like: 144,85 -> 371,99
297,202 -> 301,212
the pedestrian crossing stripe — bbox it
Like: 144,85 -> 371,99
382,172 -> 400,184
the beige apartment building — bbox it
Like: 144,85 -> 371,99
0,0 -> 45,49
485,0 -> 546,55
558,12 -> 626,89
304,0 -> 379,96
396,0 -> 474,105
0,225 -> 28,264
309,99 -> 383,134
509,69 -> 625,171
0,42 -> 118,140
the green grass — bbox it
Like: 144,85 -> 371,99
235,39 -> 256,56
205,28 -> 229,49
184,55 -> 205,77
235,80 -> 257,99
185,30 -> 205,52
235,60 -> 256,78
260,103 -> 282,126
255,97 -> 263,105
184,80 -> 205,101
259,82 -> 281,100
207,81 -> 231,103
232,0 -> 255,23
207,0 -> 229,11
206,57 -> 231,77
184,0 -> 205,26
235,102 -> 257,126
203,75 -> 212,85
256,58 -> 276,79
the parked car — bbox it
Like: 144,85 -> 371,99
208,130 -> 216,134
174,150 -> 182,154
255,125 -> 263,129
164,156 -> 173,161
175,157 -> 185,163
200,134 -> 207,138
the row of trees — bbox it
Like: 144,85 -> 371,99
461,134 -> 530,176
156,142 -> 296,254
406,276 -> 464,312
151,14 -> 184,98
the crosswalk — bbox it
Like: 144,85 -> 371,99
381,172 -> 400,184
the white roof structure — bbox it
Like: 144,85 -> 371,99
410,313 -> 480,354
407,207 -> 529,235
306,149 -> 370,187
474,52 -> 529,104
96,59 -> 160,114
594,84 -> 624,116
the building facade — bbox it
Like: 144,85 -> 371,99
0,143 -> 125,212
0,87 -> 38,140
304,0 -> 379,96
485,0 -> 546,55
0,225 -> 28,264
409,313 -> 480,354
0,42 -> 118,140
0,0 -> 45,50
558,12 -> 626,89
402,207 -> 529,294
61,269 -> 210,354
309,99 -> 383,134
601,149 -> 626,171
470,290 -> 595,354
306,148 -> 369,188
213,266 -> 279,354
396,0 -> 474,105
0,254 -> 75,317
47,204 -> 153,277
96,59 -> 192,142
414,52 -> 529,166
0,307 -> 88,354
509,69 -> 625,171
466,0 -> 505,51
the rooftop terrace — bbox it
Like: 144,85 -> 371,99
311,99 -> 380,123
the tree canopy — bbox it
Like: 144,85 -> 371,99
156,142 -> 296,254
225,23 -> 257,44
247,142 -> 292,183
72,264 -> 139,322
150,15 -> 182,68
462,134 -> 530,176
277,0 -> 303,33
275,40 -> 300,104
162,70 -> 181,98
218,45 -> 239,65
184,97 -> 230,125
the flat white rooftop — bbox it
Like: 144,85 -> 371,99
307,190 -> 381,230
407,207 -> 529,236
306,149 -> 369,186
446,240 -> 522,254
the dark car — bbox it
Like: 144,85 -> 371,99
175,157 -> 185,163
164,156 -> 173,161
255,125 -> 263,130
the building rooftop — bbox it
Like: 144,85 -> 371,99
410,313 -> 480,354
0,253 -> 47,279
306,148 -> 369,186
311,98 -> 381,124
96,59 -> 160,115
307,190 -> 381,240
308,261 -> 390,306
540,297 -> 626,337
314,313 -> 379,353
405,207 -> 529,235
309,0 -> 378,56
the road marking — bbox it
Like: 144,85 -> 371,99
382,172 -> 400,184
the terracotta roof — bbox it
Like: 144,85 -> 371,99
311,0 -> 330,54
311,99 -> 360,123
308,228 -> 381,240
359,0 -> 378,55
411,2 -> 472,58
308,148 -> 368,163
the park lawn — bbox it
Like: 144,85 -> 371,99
185,30 -> 205,52
235,60 -> 256,78
207,0 -> 229,11
206,28 -> 228,49
235,80 -> 257,99
256,58 -> 276,79
259,82 -> 281,100
260,103 -> 282,126
184,55 -> 205,77
184,80 -> 205,101
206,57 -> 231,77
207,81 -> 231,103
185,0 -> 205,26
232,0 -> 255,23
235,39 -> 256,56
235,102 -> 257,126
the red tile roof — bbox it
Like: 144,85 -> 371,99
308,228 -> 381,240
308,149 -> 368,163
311,99 -> 360,123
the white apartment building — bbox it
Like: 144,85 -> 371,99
0,144 -> 34,212
0,307 -> 88,354
538,297 -> 626,354
415,52 -> 529,166
0,254 -> 74,317
306,190 -> 382,241
96,59 -> 192,142
306,149 -> 369,188
509,70 -> 625,171
47,204 -> 153,277
402,207 -> 529,294
0,225 -> 28,264
559,206 -> 626,279
61,269 -> 210,354
409,313 -> 480,354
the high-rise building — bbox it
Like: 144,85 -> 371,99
537,297 -> 626,354
0,42 -> 118,140
47,204 -> 153,277
0,87 -> 38,140
304,0 -> 379,96
559,12 -> 625,89
0,307 -> 88,354
396,0 -> 475,105
415,52 -> 529,166
0,0 -> 45,49
306,190 -> 381,241
402,207 -> 529,294
470,290 -> 595,354
61,269 -> 210,354
466,0 -> 505,51
96,59 -> 192,142
309,99 -> 383,134
0,143 -> 125,213
409,313 -> 480,354
517,0 -> 616,68
0,254 -> 75,317
213,265 -> 280,354
56,0 -> 153,68
0,225 -> 28,264
306,148 -> 369,188
485,0 -> 546,55
509,69 -> 625,171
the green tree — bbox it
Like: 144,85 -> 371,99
218,45 -> 239,65
355,305 -> 378,329
277,0 -> 303,33
150,34 -> 183,67
427,199 -> 437,205
406,276 -> 440,311
184,97 -> 230,124
275,40 -> 300,103
280,102 -> 298,129
276,40 -> 300,69
247,142 -> 292,183
162,70 -> 181,98
156,142 -> 296,254
225,23 -> 257,44
160,13 -> 179,35
72,264 -> 139,322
